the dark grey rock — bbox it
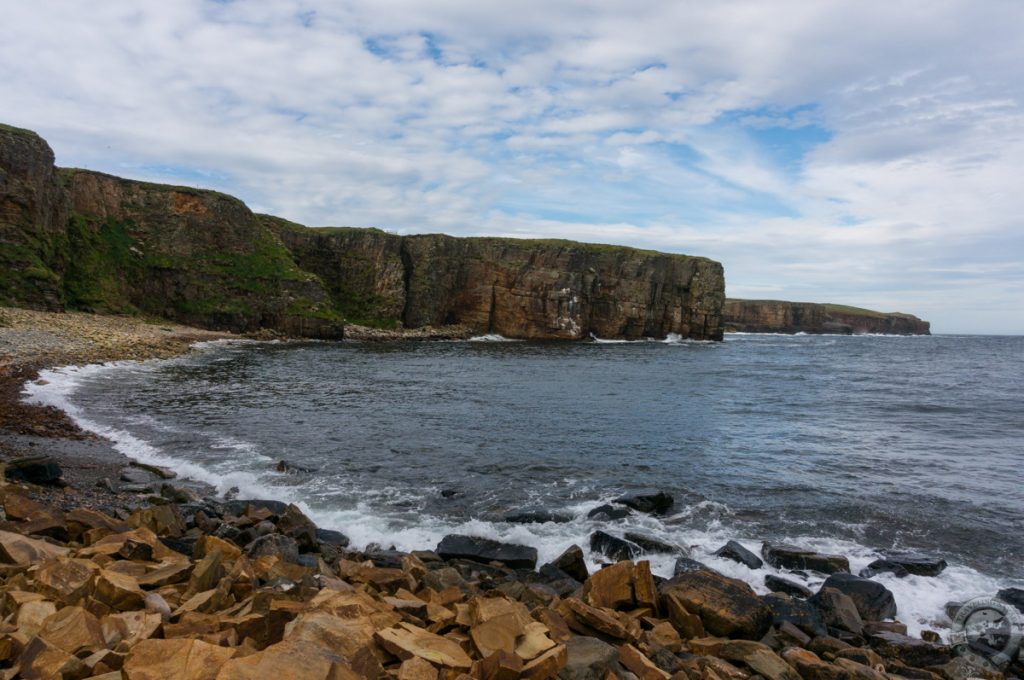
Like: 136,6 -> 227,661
246,533 -> 300,564
762,542 -> 850,574
764,574 -> 812,598
820,573 -> 898,621
763,592 -> 828,637
587,504 -> 630,520
809,586 -> 864,636
503,508 -> 572,524
859,560 -> 910,578
868,631 -> 952,668
436,534 -> 538,570
612,489 -> 674,515
873,551 -> 946,577
673,555 -> 711,576
315,528 -> 350,547
559,635 -> 620,680
714,540 -> 764,569
624,531 -> 682,555
222,499 -> 288,518
550,544 -> 589,583
4,455 -> 63,486
589,531 -> 642,562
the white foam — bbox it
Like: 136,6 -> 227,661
468,334 -> 522,342
22,360 -> 1022,642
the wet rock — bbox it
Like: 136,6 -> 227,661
245,533 -> 300,564
589,531 -> 642,562
819,573 -> 897,621
550,544 -> 589,583
780,647 -> 850,680
762,543 -> 850,574
559,635 -> 619,680
807,635 -> 853,658
659,567 -> 772,639
765,574 -> 812,598
503,508 -> 572,524
673,555 -> 711,575
582,560 -> 634,609
612,490 -> 674,515
586,504 -> 631,520
436,534 -> 538,570
663,591 -> 705,638
221,499 -> 288,519
4,455 -> 63,485
440,488 -> 458,498
868,631 -> 952,668
714,540 -> 764,569
129,461 -> 177,480
997,587 -> 1024,612
858,560 -> 910,578
764,592 -> 828,637
624,531 -> 681,555
275,459 -> 315,474
809,587 -> 864,636
315,527 -> 350,548
276,503 -> 319,552
875,552 -> 947,577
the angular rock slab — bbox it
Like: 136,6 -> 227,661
819,573 -> 897,621
436,535 -> 537,570
122,638 -> 235,680
375,622 -> 474,669
659,568 -> 772,640
714,540 -> 764,569
612,490 -> 673,515
761,542 -> 850,574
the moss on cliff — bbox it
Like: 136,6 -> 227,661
63,212 -> 141,313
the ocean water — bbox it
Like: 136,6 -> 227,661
24,333 -> 1024,637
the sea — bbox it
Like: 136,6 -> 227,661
23,332 -> 1024,637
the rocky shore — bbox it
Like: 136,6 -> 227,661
0,308 -> 1020,680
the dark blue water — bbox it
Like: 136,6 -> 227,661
31,333 -> 1024,635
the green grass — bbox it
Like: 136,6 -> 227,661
0,123 -> 41,139
62,212 -> 140,313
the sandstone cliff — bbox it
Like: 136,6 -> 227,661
723,299 -> 930,335
1,123 -> 725,340
271,221 -> 724,340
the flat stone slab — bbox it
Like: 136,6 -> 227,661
436,534 -> 537,570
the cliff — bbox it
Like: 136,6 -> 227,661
723,299 -> 930,335
0,123 -> 725,340
270,221 -> 724,340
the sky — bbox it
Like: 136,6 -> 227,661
2,1 -> 1022,334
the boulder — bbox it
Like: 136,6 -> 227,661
809,587 -> 863,636
315,528 -> 350,548
33,556 -> 99,604
589,531 -> 642,562
122,638 -> 234,680
375,622 -> 474,669
436,535 -> 538,570
16,636 -> 87,680
765,574 -> 812,598
658,568 -> 772,639
874,552 -> 946,577
0,529 -> 69,564
503,508 -> 572,524
612,490 -> 674,515
246,533 -> 300,564
128,505 -> 186,538
819,574 -> 897,621
221,499 -> 288,518
780,647 -> 850,680
618,642 -> 671,679
550,544 -> 589,583
673,555 -> 712,575
719,640 -> 801,680
714,540 -> 764,569
868,631 -> 952,668
763,592 -> 828,637
38,605 -> 105,655
3,455 -> 63,485
858,560 -> 910,578
559,635 -> 619,680
997,587 -> 1024,612
276,503 -> 319,552
93,569 -> 146,611
762,543 -> 850,574
586,504 -> 630,521
582,560 -> 634,609
624,532 -> 681,555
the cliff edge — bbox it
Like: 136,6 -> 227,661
1,123 -> 725,341
723,298 -> 930,335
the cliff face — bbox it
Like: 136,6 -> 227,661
723,299 -> 930,335
1,123 -> 725,341
0,125 -> 69,311
272,224 -> 725,340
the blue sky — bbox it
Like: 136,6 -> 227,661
2,1 -> 1022,333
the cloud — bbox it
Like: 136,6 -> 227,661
0,0 -> 1022,332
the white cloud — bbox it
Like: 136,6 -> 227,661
1,0 -> 1022,332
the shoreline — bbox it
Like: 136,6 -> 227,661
0,307 -> 1020,679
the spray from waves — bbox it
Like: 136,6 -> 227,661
22,359 -> 1019,642
468,334 -> 523,342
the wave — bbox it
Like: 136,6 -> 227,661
468,334 -> 522,342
